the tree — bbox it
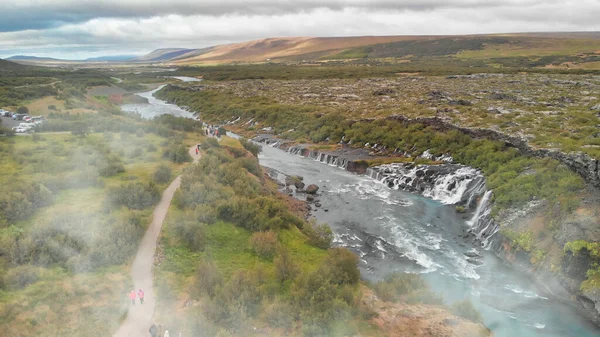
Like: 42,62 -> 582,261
16,106 -> 29,115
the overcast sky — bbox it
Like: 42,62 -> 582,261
0,0 -> 598,59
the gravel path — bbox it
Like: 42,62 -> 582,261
114,145 -> 200,337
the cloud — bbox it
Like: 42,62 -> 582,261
0,1 -> 598,59
0,0 -> 561,31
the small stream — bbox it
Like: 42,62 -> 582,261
123,85 -> 600,337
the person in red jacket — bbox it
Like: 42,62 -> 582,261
129,290 -> 136,305
138,288 -> 145,304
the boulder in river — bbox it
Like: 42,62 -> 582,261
305,184 -> 319,194
306,195 -> 315,202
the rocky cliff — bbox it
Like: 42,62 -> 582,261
379,115 -> 600,189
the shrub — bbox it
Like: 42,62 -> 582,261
220,269 -> 264,317
173,219 -> 207,251
451,300 -> 483,322
264,300 -> 294,329
374,272 -> 427,302
147,143 -> 157,152
16,106 -> 29,115
239,157 -> 262,178
4,265 -> 42,290
195,258 -> 223,298
202,138 -> 220,149
153,164 -> 173,184
227,146 -> 246,158
274,247 -> 299,284
0,183 -> 53,225
108,182 -> 160,210
405,289 -> 445,305
89,217 -> 143,268
321,248 -> 360,285
302,220 -> 333,249
98,154 -> 125,177
249,231 -> 278,259
163,143 -> 192,163
240,138 -> 262,156
193,204 -> 218,224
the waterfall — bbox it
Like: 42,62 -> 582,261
467,190 -> 493,227
467,190 -> 499,249
368,163 -> 486,206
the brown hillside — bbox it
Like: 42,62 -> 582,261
174,35 -> 439,64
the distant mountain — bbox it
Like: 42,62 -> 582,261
7,55 -> 61,62
85,55 -> 137,61
7,54 -> 138,63
0,59 -> 28,70
131,48 -> 196,62
129,32 -> 600,66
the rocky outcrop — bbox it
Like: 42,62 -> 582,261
367,163 -> 486,207
305,184 -> 319,194
377,115 -> 600,188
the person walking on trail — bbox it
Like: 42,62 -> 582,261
138,288 -> 145,304
195,147 -> 198,155
149,323 -> 158,337
164,330 -> 170,337
129,290 -> 136,305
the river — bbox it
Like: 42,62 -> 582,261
121,76 -> 200,119
124,85 -> 600,337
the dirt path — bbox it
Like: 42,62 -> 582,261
114,145 -> 200,337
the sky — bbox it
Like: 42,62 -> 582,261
0,0 -> 599,60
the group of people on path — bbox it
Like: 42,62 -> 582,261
129,288 -> 145,305
150,323 -> 179,337
205,124 -> 220,138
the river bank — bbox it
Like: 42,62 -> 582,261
126,83 -> 600,336
252,132 -> 600,333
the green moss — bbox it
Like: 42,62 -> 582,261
501,229 -> 534,252
564,240 -> 600,258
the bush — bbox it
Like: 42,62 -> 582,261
451,300 -> 483,322
219,269 -> 264,317
249,231 -> 278,259
163,143 -> 192,163
374,272 -> 427,302
240,138 -> 262,156
4,265 -> 42,290
88,217 -> 143,268
147,143 -> 157,152
405,289 -> 445,305
274,247 -> 299,284
202,138 -> 220,149
321,248 -> 360,285
153,164 -> 173,184
302,220 -> 333,249
193,204 -> 218,225
264,300 -> 294,329
195,258 -> 223,298
173,219 -> 207,251
16,106 -> 29,115
0,183 -> 53,226
239,157 -> 263,178
108,182 -> 160,210
98,154 -> 125,177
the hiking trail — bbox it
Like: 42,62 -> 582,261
114,146 -> 200,337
